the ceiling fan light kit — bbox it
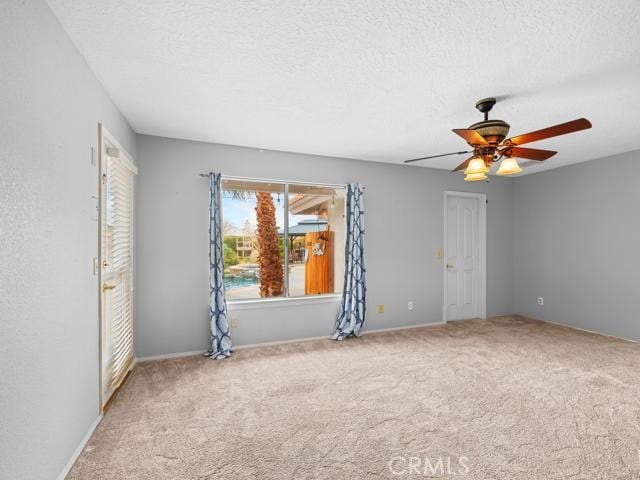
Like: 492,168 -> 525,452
404,97 -> 592,179
463,172 -> 488,182
496,157 -> 523,176
464,156 -> 489,175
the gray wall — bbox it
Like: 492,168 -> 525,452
0,2 -> 136,479
513,150 -> 640,341
135,134 -> 514,357
1,3 -> 636,479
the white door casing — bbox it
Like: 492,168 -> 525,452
443,191 -> 486,322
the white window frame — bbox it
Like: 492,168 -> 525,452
221,175 -> 346,306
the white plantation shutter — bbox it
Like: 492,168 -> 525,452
103,153 -> 135,402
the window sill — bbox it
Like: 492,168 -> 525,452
228,294 -> 342,310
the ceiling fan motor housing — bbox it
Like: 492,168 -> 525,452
468,119 -> 511,145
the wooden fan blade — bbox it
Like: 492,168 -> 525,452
505,147 -> 557,161
404,150 -> 471,164
452,129 -> 489,146
452,156 -> 475,172
505,118 -> 592,146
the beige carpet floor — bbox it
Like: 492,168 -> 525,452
68,317 -> 640,479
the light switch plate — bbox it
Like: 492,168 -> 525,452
91,195 -> 99,221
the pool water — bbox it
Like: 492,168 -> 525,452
225,275 -> 259,291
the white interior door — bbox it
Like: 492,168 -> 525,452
445,193 -> 483,321
99,125 -> 137,409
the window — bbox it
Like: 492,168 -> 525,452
221,178 -> 345,301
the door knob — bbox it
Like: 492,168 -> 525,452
102,283 -> 116,291
446,264 -> 453,269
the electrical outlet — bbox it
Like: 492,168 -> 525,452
537,297 -> 544,306
377,304 -> 384,314
408,301 -> 414,311
92,257 -> 99,275
230,317 -> 238,328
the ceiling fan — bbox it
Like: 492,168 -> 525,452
404,98 -> 592,181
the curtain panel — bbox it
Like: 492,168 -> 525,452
332,183 -> 366,340
206,173 -> 232,359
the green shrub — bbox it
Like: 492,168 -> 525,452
223,243 -> 239,266
223,236 -> 237,252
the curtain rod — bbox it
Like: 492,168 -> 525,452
198,173 -> 357,189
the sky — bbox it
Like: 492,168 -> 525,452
221,194 -> 282,231
222,193 -> 315,233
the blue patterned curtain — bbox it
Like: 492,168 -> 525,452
206,173 -> 232,359
332,184 -> 366,340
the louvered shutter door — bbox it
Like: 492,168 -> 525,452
103,154 -> 135,401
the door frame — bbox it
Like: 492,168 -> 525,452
98,123 -> 137,410
443,191 -> 487,323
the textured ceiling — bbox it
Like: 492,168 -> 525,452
47,0 -> 640,174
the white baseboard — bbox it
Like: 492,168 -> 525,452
233,334 -> 330,350
57,414 -> 102,480
138,337 -> 330,360
520,315 -> 638,344
136,321 -> 452,362
136,350 -> 206,362
361,321 -> 446,335
234,322 -> 448,349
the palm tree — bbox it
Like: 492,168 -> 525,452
255,192 -> 283,297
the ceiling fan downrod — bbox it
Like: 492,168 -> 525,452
475,97 -> 496,122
